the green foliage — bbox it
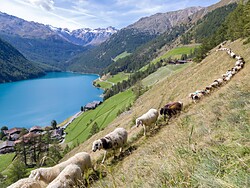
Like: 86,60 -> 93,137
195,3 -> 237,43
0,37 -> 45,83
191,2 -> 250,62
65,90 -> 135,145
46,144 -> 63,166
113,51 -> 132,62
89,122 -> 100,136
0,33 -> 86,69
103,60 -> 162,100
1,126 -> 8,131
51,120 -> 57,129
0,172 -> 7,188
7,159 -> 27,185
67,28 -> 157,73
0,153 -> 15,173
105,25 -> 189,75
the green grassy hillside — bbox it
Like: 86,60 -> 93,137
0,153 -> 15,173
62,39 -> 250,187
94,72 -> 130,89
64,89 -> 135,145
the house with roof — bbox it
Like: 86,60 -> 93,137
3,127 -> 27,141
84,101 -> 102,110
29,126 -> 44,134
0,141 -> 15,154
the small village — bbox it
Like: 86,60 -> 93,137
0,100 -> 102,155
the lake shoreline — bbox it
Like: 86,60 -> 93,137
0,72 -> 103,129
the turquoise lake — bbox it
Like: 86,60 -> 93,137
0,72 -> 103,129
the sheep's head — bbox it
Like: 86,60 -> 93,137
136,119 -> 142,127
92,140 -> 102,152
29,169 -> 41,180
160,108 -> 164,115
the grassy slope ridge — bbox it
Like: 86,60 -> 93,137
63,39 -> 249,187
65,89 -> 135,145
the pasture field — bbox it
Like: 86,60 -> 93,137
113,51 -> 131,62
95,72 -> 130,89
65,89 -> 135,145
142,63 -> 191,86
0,153 -> 15,173
159,45 -> 199,60
63,40 -> 250,188
140,45 -> 199,72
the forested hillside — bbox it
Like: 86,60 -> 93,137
66,7 -> 203,74
189,1 -> 250,62
66,28 -> 156,73
0,38 -> 45,83
0,33 -> 86,69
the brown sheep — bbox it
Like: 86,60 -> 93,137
160,101 -> 183,121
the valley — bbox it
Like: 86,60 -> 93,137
0,0 -> 249,187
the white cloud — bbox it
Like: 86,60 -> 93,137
26,0 -> 55,11
0,0 -> 220,30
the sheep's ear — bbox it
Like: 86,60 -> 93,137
34,171 -> 40,180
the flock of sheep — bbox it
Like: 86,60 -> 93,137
8,102 -> 183,188
189,43 -> 245,103
8,42 -> 246,188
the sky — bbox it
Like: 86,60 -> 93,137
0,0 -> 220,30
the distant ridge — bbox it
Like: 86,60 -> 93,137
0,38 -> 45,83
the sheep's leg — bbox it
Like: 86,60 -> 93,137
143,124 -> 146,136
102,150 -> 107,164
113,149 -> 117,159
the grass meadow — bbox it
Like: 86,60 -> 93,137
63,40 -> 249,187
95,72 -> 130,89
64,89 -> 135,146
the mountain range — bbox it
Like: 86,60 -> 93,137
0,0 -> 239,82
0,38 -> 45,83
0,11 -> 117,69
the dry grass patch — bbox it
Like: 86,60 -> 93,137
62,40 -> 250,187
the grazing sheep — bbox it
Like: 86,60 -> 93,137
47,164 -> 82,188
189,90 -> 206,103
210,81 -> 219,88
136,109 -> 159,136
230,52 -> 236,58
235,55 -> 243,60
92,127 -> 128,163
7,178 -> 43,188
214,78 -> 224,85
29,152 -> 92,184
223,73 -> 233,81
160,101 -> 183,121
235,60 -> 245,67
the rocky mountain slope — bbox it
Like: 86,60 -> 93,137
52,26 -> 117,46
127,7 -> 203,34
0,12 -> 117,46
0,38 -> 45,83
67,0 -> 239,74
0,12 -> 117,68
66,6 -> 202,73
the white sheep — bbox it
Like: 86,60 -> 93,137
136,108 -> 159,136
29,152 -> 92,184
235,55 -> 243,60
7,178 -> 43,188
47,164 -> 82,188
189,91 -> 204,103
214,78 -> 224,86
92,127 -> 128,163
230,52 -> 236,58
210,81 -> 219,88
